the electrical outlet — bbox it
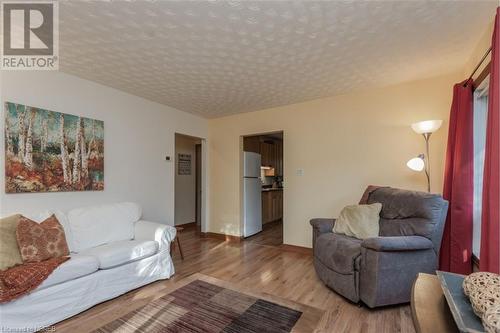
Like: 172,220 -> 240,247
296,169 -> 304,176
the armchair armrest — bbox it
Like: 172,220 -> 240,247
310,218 -> 335,233
310,218 -> 335,250
361,236 -> 433,252
134,220 -> 176,252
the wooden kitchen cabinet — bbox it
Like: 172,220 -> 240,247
260,141 -> 274,167
262,190 -> 283,224
262,191 -> 272,224
271,190 -> 283,221
260,140 -> 281,170
276,142 -> 283,177
243,136 -> 261,154
244,135 -> 283,177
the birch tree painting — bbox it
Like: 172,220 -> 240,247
4,102 -> 104,193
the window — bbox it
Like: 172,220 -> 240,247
472,74 -> 489,259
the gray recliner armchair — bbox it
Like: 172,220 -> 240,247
310,187 -> 448,308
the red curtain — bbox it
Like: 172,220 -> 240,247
480,7 -> 500,274
440,81 -> 474,274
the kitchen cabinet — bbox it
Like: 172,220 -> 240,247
260,141 -> 273,167
243,136 -> 261,154
260,140 -> 282,174
244,135 -> 283,177
276,142 -> 283,177
262,190 -> 283,224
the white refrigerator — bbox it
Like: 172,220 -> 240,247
243,152 -> 262,237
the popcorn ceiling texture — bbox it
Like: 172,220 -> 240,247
59,1 -> 496,118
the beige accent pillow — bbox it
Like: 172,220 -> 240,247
333,203 -> 382,240
0,214 -> 23,270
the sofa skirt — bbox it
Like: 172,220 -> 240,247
0,249 -> 174,332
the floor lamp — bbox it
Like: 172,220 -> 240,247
407,120 -> 443,192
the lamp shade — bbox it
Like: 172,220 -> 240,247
407,157 -> 425,171
411,120 -> 443,134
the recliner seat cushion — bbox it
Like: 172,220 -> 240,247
37,254 -> 99,290
80,240 -> 159,269
314,233 -> 362,274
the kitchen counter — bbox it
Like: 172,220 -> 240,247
262,188 -> 283,192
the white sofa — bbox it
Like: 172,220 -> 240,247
0,202 -> 176,332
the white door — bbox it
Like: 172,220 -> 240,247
243,178 -> 262,237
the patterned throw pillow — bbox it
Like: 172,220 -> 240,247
16,215 -> 70,263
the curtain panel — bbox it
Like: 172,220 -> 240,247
440,81 -> 474,274
480,7 -> 500,274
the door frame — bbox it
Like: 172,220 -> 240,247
195,143 -> 202,232
239,130 -> 284,239
174,133 -> 208,233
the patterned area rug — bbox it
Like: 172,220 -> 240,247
93,274 -> 323,333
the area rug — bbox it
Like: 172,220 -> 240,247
93,273 -> 323,333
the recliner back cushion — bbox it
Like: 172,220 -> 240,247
367,188 -> 445,238
68,202 -> 142,253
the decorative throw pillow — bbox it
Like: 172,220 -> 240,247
0,214 -> 23,271
333,203 -> 382,240
16,215 -> 70,263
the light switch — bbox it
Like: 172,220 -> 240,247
296,169 -> 304,176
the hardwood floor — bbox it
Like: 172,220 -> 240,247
245,219 -> 283,247
56,227 -> 416,333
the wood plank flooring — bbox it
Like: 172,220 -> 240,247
55,226 -> 416,333
245,219 -> 283,246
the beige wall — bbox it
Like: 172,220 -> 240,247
464,18 -> 494,78
175,134 -> 201,226
1,71 -> 208,223
208,73 -> 461,247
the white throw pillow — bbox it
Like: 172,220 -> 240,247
333,203 -> 382,240
68,202 -> 142,253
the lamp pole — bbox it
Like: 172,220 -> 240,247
409,120 -> 442,193
423,133 -> 431,193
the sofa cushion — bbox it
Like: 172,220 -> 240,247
80,240 -> 159,269
68,202 -> 142,253
314,233 -> 362,274
37,255 -> 99,290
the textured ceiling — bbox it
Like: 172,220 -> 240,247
59,1 -> 497,118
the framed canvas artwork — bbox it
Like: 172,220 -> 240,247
4,102 -> 104,193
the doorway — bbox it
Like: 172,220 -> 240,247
174,133 -> 204,233
241,131 -> 284,246
195,143 -> 202,232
